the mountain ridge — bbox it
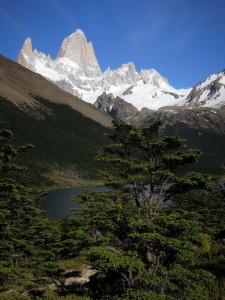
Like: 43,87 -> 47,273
17,29 -> 192,110
0,54 -> 112,127
16,28 -> 225,121
0,54 -> 113,186
1,53 -> 225,180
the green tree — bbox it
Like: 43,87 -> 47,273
0,129 -> 60,292
0,130 -> 38,286
74,119 -> 215,299
172,188 -> 225,299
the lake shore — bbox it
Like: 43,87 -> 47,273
37,173 -> 103,193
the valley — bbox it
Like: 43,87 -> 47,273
1,52 -> 225,188
0,26 -> 225,300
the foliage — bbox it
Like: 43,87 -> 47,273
70,119 -> 220,299
164,122 -> 225,175
172,187 -> 225,298
1,119 -> 224,299
0,129 -> 61,292
172,187 -> 225,234
0,96 -> 111,187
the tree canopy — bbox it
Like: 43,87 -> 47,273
0,121 -> 224,299
71,119 -> 223,299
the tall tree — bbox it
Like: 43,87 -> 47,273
74,119 -> 215,299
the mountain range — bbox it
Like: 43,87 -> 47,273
0,52 -> 225,181
17,29 -> 225,115
0,28 -> 225,184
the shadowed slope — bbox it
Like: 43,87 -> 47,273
0,55 -> 111,127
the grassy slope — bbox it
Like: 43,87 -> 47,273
0,96 -> 111,188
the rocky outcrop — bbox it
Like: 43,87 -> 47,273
186,70 -> 225,108
94,92 -> 138,121
102,62 -> 139,87
49,266 -> 98,289
57,29 -> 102,77
129,105 -> 225,134
127,107 -> 155,125
21,266 -> 98,298
17,37 -> 33,57
17,37 -> 34,68
140,69 -> 170,88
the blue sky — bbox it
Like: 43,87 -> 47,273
0,0 -> 225,88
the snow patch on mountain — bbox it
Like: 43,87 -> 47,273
120,80 -> 189,110
186,70 -> 225,108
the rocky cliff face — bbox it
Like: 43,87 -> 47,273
17,37 -> 33,68
186,70 -> 225,108
57,29 -> 102,77
94,92 -> 138,121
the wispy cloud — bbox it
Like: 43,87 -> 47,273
128,12 -> 170,50
0,8 -> 25,32
47,0 -> 74,25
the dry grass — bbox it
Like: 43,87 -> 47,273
42,173 -> 102,191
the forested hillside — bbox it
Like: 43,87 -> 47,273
0,120 -> 224,299
0,95 -> 111,187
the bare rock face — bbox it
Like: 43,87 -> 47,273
57,29 -> 102,77
129,105 -> 225,134
103,62 -> 140,87
186,70 -> 225,108
17,37 -> 33,68
17,37 -> 54,74
140,69 -> 170,88
127,107 -> 155,125
94,92 -> 138,121
17,29 -> 101,78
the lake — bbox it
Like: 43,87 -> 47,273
41,186 -> 106,219
41,182 -> 225,219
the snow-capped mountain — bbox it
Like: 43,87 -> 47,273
17,29 -> 190,110
17,29 -> 225,111
186,70 -> 225,108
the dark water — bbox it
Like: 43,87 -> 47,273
41,186 -> 106,219
41,182 -> 225,219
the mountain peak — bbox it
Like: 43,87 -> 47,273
57,29 -> 102,77
17,37 -> 33,67
120,62 -> 136,71
21,37 -> 33,56
17,29 -> 225,111
140,68 -> 170,88
68,28 -> 86,41
74,28 -> 85,35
